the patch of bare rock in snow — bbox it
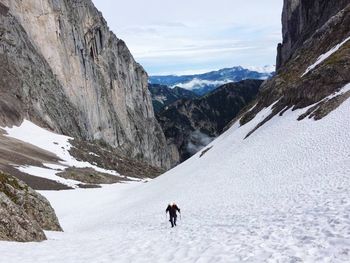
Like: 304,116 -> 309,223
302,36 -> 350,77
2,120 -> 131,188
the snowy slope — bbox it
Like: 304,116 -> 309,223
0,96 -> 349,262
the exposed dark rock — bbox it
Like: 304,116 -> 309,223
298,92 -> 350,121
57,167 -> 128,184
0,172 -> 62,242
77,183 -> 101,189
157,80 -> 263,164
69,139 -> 165,179
1,165 -> 72,191
199,146 -> 213,158
0,3 -> 8,16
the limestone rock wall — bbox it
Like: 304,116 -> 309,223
277,0 -> 350,70
0,0 -> 173,168
0,3 -> 84,137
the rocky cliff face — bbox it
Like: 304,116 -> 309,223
0,3 -> 83,136
158,80 -> 263,163
277,0 -> 350,70
0,0 -> 173,168
241,2 -> 350,139
0,172 -> 62,242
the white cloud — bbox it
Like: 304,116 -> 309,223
135,45 -> 255,59
187,130 -> 215,155
173,78 -> 232,90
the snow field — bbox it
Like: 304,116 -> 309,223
0,96 -> 349,262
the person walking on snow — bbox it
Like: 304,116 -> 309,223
166,203 -> 181,228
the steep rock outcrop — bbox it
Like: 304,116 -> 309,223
241,2 -> 350,138
158,80 -> 263,163
0,0 -> 172,168
0,3 -> 83,136
277,0 -> 350,70
0,172 -> 61,242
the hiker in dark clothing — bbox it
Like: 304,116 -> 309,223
166,203 -> 181,227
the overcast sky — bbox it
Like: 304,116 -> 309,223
92,0 -> 283,75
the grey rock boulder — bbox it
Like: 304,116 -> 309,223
0,172 -> 62,242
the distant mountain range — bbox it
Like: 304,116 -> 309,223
149,66 -> 274,96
